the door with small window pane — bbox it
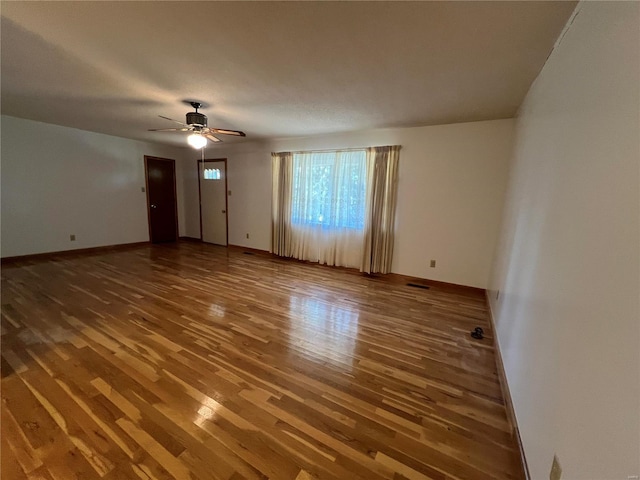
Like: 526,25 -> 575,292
198,159 -> 228,246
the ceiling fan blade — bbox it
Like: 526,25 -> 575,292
148,128 -> 191,132
158,115 -> 189,127
204,133 -> 222,143
211,128 -> 246,137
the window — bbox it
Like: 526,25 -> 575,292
272,145 -> 400,272
203,168 -> 221,180
291,150 -> 366,230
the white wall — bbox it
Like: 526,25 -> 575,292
175,150 -> 201,239
488,2 -> 640,479
1,115 -> 192,257
193,118 -> 514,288
2,114 -> 513,289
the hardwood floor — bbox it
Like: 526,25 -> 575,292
1,242 -> 523,480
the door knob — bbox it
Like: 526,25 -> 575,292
151,204 -> 157,209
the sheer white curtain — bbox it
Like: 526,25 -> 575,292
289,150 -> 366,268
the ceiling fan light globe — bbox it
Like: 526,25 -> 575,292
187,134 -> 207,149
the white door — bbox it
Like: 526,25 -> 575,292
199,161 -> 227,245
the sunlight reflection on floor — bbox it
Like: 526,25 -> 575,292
288,294 -> 359,369
194,397 -> 220,428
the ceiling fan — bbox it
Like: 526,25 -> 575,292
149,101 -> 245,148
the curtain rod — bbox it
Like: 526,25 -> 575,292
273,145 -> 400,155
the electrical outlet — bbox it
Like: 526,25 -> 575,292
550,455 -> 562,480
429,260 -> 436,268
246,233 -> 249,239
70,234 -> 76,241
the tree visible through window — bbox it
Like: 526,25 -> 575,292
291,150 -> 366,230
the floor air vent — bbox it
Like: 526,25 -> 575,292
407,283 -> 429,290
243,251 -> 254,255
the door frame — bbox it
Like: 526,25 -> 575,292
144,155 -> 179,243
197,158 -> 228,245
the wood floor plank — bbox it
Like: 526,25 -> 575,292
1,242 -> 523,479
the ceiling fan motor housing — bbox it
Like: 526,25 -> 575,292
186,111 -> 207,127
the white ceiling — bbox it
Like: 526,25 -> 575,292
1,1 -> 576,147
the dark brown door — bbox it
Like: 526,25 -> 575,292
144,156 -> 178,243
